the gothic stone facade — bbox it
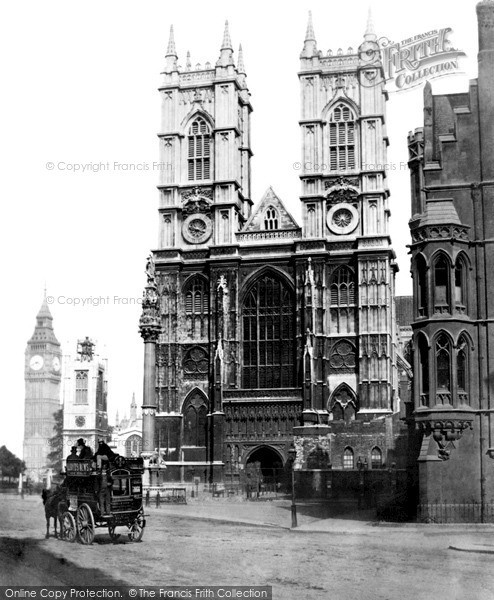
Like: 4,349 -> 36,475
140,16 -> 404,485
408,0 -> 494,521
23,297 -> 62,484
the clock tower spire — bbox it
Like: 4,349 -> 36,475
23,293 -> 62,485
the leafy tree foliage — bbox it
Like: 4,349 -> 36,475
47,408 -> 64,474
0,446 -> 25,481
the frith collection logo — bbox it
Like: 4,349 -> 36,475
379,28 -> 466,92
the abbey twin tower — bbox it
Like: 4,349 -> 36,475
138,12 -> 406,487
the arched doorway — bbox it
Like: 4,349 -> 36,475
246,446 -> 284,486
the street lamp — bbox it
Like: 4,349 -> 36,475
288,445 -> 298,528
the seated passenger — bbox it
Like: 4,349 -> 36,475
94,440 -> 117,470
66,446 -> 78,461
76,438 -> 93,459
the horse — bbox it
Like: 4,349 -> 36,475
41,487 -> 66,539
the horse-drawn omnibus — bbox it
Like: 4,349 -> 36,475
45,455 -> 146,544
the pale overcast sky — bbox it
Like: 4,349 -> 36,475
0,0 -> 481,457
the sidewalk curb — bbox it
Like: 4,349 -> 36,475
150,510 -> 289,530
449,545 -> 494,555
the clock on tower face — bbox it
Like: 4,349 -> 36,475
52,357 -> 61,372
29,355 -> 44,371
75,416 -> 86,427
182,214 -> 213,244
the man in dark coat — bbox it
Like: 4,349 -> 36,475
94,439 -> 118,470
76,438 -> 93,459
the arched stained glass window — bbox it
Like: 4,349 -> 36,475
416,255 -> 428,317
242,274 -> 295,388
418,334 -> 429,407
125,435 -> 142,458
433,254 -> 450,311
454,254 -> 467,311
371,447 -> 382,469
183,393 -> 208,446
343,447 -> 354,470
436,333 -> 451,391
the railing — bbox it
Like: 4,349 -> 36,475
150,487 -> 186,504
418,501 -> 494,523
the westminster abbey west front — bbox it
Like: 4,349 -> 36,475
139,13 -> 410,490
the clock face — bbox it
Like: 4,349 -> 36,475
182,214 -> 212,244
327,203 -> 359,235
75,416 -> 86,427
29,355 -> 44,371
52,357 -> 61,372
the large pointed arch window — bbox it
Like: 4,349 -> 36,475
328,103 -> 356,171
454,254 -> 467,313
433,254 -> 450,312
183,393 -> 208,447
456,334 -> 470,405
417,333 -> 429,407
242,274 -> 295,388
435,333 -> 451,392
188,117 -> 211,181
343,447 -> 354,470
416,254 -> 428,317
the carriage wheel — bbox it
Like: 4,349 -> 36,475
108,525 -> 121,542
61,512 -> 77,543
76,503 -> 95,545
128,509 -> 145,542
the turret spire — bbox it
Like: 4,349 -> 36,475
221,20 -> 233,50
164,25 -> 179,73
166,25 -> 177,57
238,44 -> 246,74
216,20 -> 235,67
305,10 -> 316,42
364,6 -> 377,42
301,11 -> 318,58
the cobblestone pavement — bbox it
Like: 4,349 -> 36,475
1,495 -> 494,600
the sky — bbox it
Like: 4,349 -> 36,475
0,0 -> 482,458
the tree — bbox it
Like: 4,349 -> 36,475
0,446 -> 25,482
47,408 -> 64,474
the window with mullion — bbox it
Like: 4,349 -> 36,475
242,275 -> 294,388
187,117 -> 211,181
329,105 -> 356,171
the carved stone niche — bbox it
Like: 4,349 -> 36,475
325,177 -> 359,207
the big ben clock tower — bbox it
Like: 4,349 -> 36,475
23,293 -> 62,484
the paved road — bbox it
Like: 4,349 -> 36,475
1,496 -> 494,600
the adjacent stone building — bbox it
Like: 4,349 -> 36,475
110,394 -> 143,458
407,0 -> 494,521
62,338 -> 109,461
139,14 -> 407,487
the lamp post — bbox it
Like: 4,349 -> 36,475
288,446 -> 298,528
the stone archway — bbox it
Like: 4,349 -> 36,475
246,446 -> 284,485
